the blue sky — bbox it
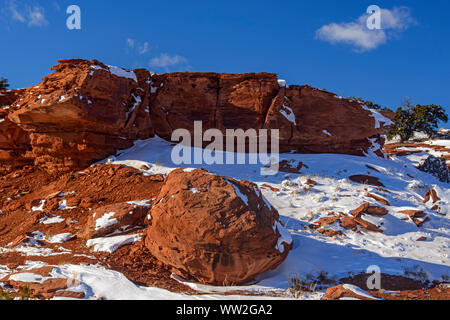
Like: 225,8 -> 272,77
1,0 -> 449,127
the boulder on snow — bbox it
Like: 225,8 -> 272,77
418,156 -> 449,183
144,169 -> 292,285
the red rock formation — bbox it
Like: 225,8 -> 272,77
0,89 -> 33,174
1,59 -> 392,174
144,169 -> 292,285
7,59 -> 154,173
263,85 -> 389,155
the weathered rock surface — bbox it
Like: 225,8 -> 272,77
1,59 -> 392,173
144,168 -> 292,285
0,89 -> 33,174
263,85 -> 389,155
7,59 -> 155,173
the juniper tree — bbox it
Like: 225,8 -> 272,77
388,99 -> 448,142
0,78 -> 8,90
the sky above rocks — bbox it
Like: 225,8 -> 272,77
1,0 -> 449,127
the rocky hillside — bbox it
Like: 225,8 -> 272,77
0,60 -> 448,300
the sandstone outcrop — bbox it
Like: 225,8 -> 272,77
7,59 -> 154,173
0,89 -> 33,174
1,59 -> 392,173
144,169 -> 292,285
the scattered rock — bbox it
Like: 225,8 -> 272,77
261,184 -> 280,192
349,175 -> 385,187
351,203 -> 370,218
305,179 -> 317,186
398,210 -> 426,219
340,216 -> 358,231
354,217 -> 383,233
323,284 -> 379,300
366,193 -> 390,206
366,206 -> 389,216
423,189 -> 441,204
80,201 -> 151,239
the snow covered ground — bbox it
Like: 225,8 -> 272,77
2,135 -> 448,300
91,136 -> 449,299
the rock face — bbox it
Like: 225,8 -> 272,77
144,169 -> 292,285
323,284 -> 379,300
6,59 -> 155,173
0,89 -> 33,174
1,59 -> 392,173
263,85 -> 389,155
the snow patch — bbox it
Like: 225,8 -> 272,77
86,234 -> 142,253
95,212 -> 118,231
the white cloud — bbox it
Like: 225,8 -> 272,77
27,6 -> 48,27
138,42 -> 149,55
149,53 -> 188,68
8,0 -> 25,22
5,1 -> 48,27
315,7 -> 415,52
126,39 -> 149,55
126,38 -> 136,48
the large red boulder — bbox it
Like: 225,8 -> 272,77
144,169 -> 292,285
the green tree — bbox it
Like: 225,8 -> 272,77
0,77 -> 9,90
345,96 -> 392,112
387,99 -> 448,142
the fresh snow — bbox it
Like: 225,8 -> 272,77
108,65 -> 137,82
190,188 -> 200,194
98,136 -> 450,289
361,105 -> 394,129
83,135 -> 450,299
273,221 -> 293,254
40,216 -> 65,225
86,234 -> 142,253
58,200 -> 77,210
31,200 -> 45,212
94,212 -> 118,231
47,233 -> 75,244
342,284 -> 380,300
278,79 -> 287,87
127,200 -> 151,207
90,65 -> 137,82
231,183 -> 249,206
279,104 -> 297,125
